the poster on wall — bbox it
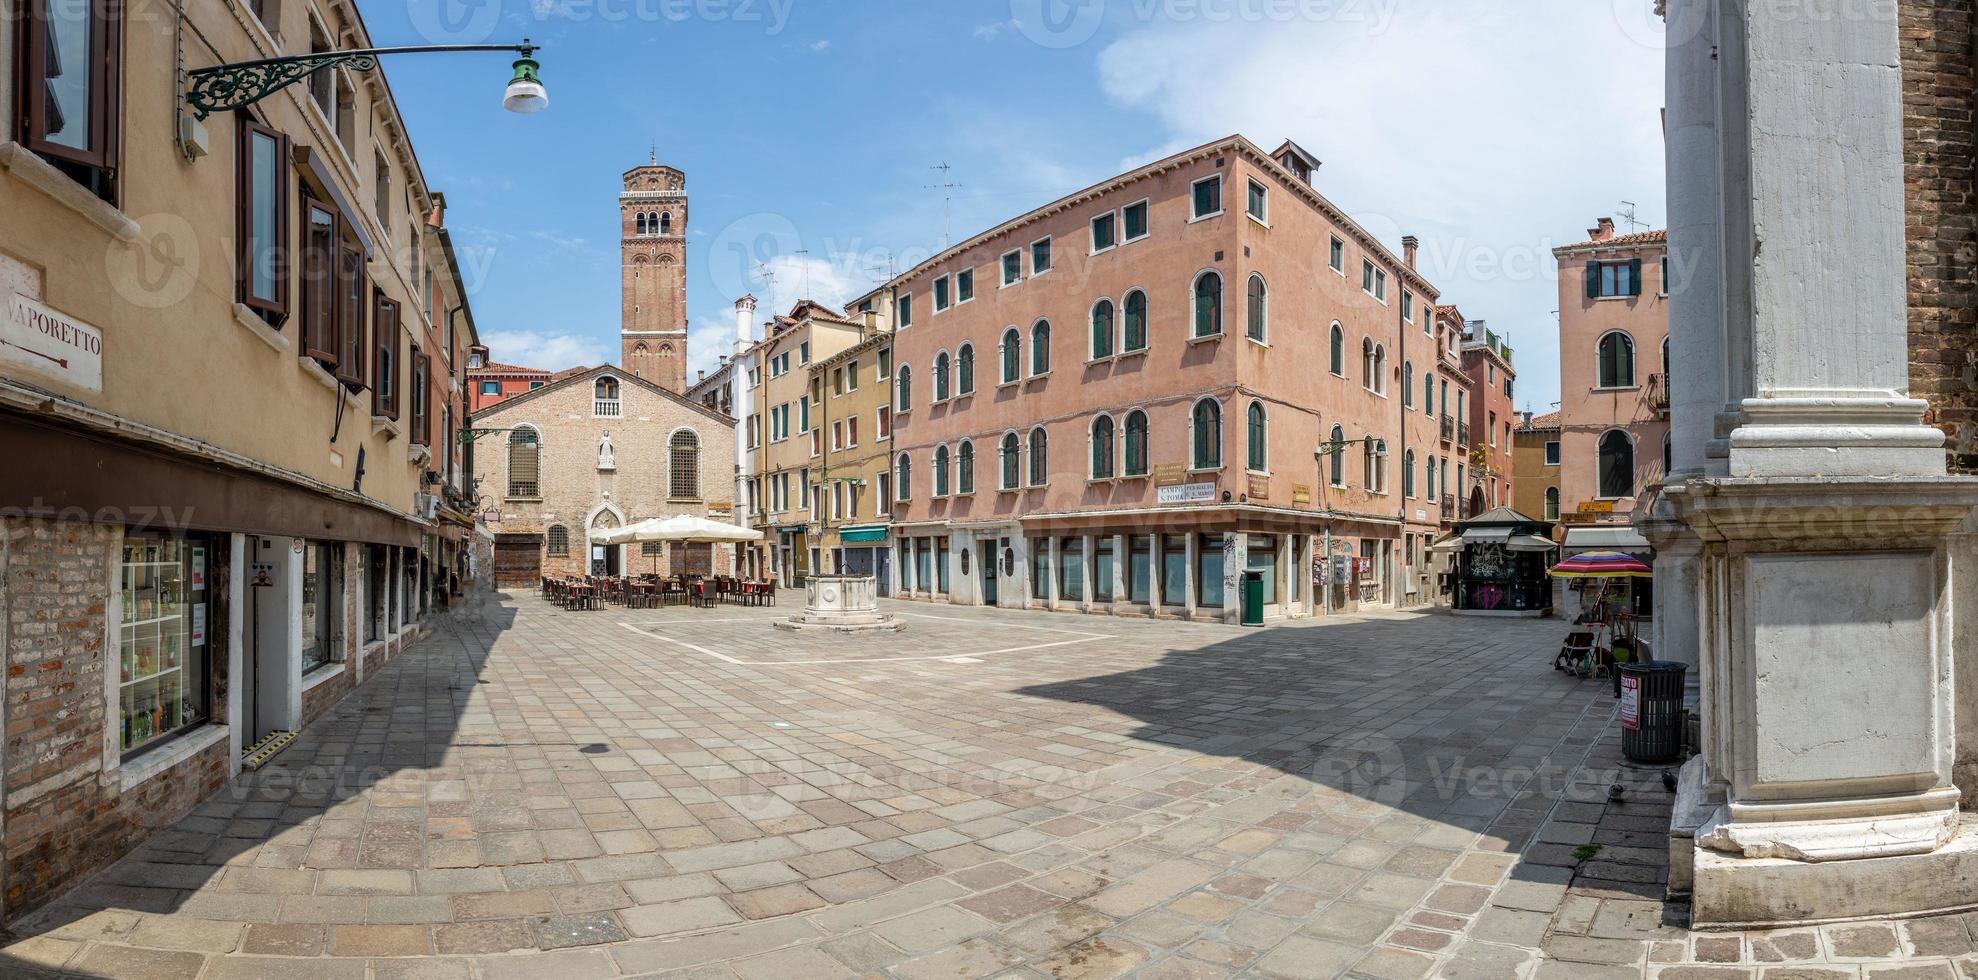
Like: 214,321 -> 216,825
191,604 -> 206,646
190,548 -> 205,588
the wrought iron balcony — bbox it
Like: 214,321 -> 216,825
1648,372 -> 1670,415
1440,415 -> 1455,442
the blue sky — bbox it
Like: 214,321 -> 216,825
368,0 -> 1666,413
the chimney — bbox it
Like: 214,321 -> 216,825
734,294 -> 757,348
861,309 -> 879,334
1589,217 -> 1615,242
696,370 -> 705,383
1401,236 -> 1419,270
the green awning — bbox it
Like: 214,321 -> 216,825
838,526 -> 889,543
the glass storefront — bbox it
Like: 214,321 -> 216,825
1129,535 -> 1151,604
1093,538 -> 1115,602
365,543 -> 389,641
119,533 -> 212,756
1247,534 -> 1278,605
1031,538 -> 1050,599
1197,534 -> 1226,608
301,542 -> 341,673
935,538 -> 951,595
1058,536 -> 1084,601
1161,534 -> 1188,607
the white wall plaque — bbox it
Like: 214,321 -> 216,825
3,291 -> 102,392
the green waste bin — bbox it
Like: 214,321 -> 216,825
1241,571 -> 1265,626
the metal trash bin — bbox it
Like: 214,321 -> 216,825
1241,571 -> 1265,626
1619,660 -> 1687,763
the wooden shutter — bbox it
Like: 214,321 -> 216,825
372,293 -> 399,420
333,241 -> 366,387
1585,261 -> 1602,299
1627,258 -> 1644,296
411,350 -> 431,445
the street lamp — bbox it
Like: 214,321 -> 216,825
186,39 -> 547,121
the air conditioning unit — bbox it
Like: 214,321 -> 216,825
415,492 -> 441,520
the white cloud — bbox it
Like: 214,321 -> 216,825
480,329 -> 608,372
810,39 -> 832,51
748,252 -> 863,320
1092,0 -> 1666,412
972,21 -> 1007,40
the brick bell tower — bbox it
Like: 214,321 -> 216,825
620,154 -> 688,392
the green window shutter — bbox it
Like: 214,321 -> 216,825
1585,261 -> 1602,299
1628,258 -> 1644,296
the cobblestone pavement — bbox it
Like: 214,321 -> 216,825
5,594 -> 1975,978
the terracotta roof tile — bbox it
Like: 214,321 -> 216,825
468,361 -> 550,376
1559,229 -> 1667,251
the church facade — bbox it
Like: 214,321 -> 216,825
474,365 -> 737,584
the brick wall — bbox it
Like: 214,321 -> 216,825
0,519 -> 229,919
1903,0 -> 1978,471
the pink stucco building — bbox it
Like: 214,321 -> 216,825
884,135 -> 1466,623
1552,219 -> 1669,585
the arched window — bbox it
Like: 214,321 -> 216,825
1124,410 -> 1148,476
1663,432 -> 1673,476
1123,290 -> 1147,353
1090,415 -> 1116,478
1000,432 -> 1021,490
1028,427 -> 1049,486
1597,331 -> 1636,388
934,352 -> 951,401
1375,438 -> 1388,492
1328,425 -> 1346,486
1362,337 -> 1376,389
1427,454 -> 1438,499
668,430 -> 700,499
1545,486 -> 1561,520
1373,344 -> 1387,394
595,376 -> 619,400
1598,429 -> 1635,498
896,452 -> 912,502
896,365 -> 913,411
635,213 -> 648,236
1403,448 -> 1416,498
507,426 -> 541,498
1329,323 -> 1345,376
957,440 -> 976,494
1193,272 -> 1223,338
1090,299 -> 1115,359
1246,274 -> 1267,342
933,445 -> 951,496
1401,362 -> 1414,406
957,343 -> 976,395
1246,401 -> 1267,472
1031,319 -> 1052,375
1662,335 -> 1670,374
1001,328 -> 1021,384
1192,399 -> 1222,469
659,212 -> 672,235
546,524 -> 569,556
1363,435 -> 1377,489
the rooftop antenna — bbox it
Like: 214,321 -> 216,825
1617,201 -> 1646,233
648,143 -> 657,165
753,261 -> 777,292
867,251 -> 900,283
794,248 -> 812,298
927,162 -> 961,249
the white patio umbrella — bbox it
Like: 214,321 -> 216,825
591,516 -> 764,572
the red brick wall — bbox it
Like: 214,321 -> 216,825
1903,0 -> 1978,472
1,519 -> 229,920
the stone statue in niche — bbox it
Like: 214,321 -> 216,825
598,431 -> 616,470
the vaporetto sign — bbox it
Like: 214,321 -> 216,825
3,292 -> 102,393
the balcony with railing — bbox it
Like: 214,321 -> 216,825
594,399 -> 622,418
1648,372 -> 1669,416
1440,415 -> 1455,442
1441,493 -> 1455,517
1457,422 -> 1471,447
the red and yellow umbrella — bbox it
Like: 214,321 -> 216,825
1548,550 -> 1653,578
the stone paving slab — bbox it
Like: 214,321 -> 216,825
7,594 -> 1978,978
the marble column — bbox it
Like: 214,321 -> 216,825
1668,0 -> 1978,926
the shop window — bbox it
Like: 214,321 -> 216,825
1196,534 -> 1225,608
1058,537 -> 1085,602
1094,538 -> 1115,602
1161,535 -> 1188,607
1129,535 -> 1152,604
300,542 -> 342,674
1031,539 -> 1051,599
1246,535 -> 1278,605
119,533 -> 212,756
936,538 -> 951,594
365,544 -> 389,642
